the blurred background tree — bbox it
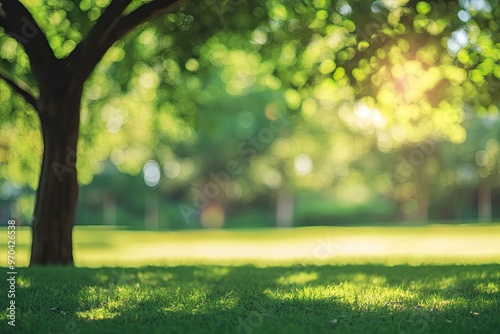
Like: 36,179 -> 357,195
1,0 -> 499,237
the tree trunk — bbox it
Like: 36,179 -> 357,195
103,192 -> 117,225
414,185 -> 430,222
276,190 -> 294,227
30,79 -> 83,266
478,183 -> 492,222
145,192 -> 159,230
414,161 -> 430,222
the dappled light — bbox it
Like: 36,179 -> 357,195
9,260 -> 500,332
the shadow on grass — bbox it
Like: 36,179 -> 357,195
2,264 -> 500,334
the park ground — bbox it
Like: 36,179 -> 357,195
1,224 -> 500,333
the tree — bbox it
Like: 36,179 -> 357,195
0,0 -> 183,265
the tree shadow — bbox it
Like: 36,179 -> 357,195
4,263 -> 500,333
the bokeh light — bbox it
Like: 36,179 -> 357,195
143,160 -> 161,187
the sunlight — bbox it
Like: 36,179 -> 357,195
5,226 -> 500,267
353,101 -> 385,128
294,154 -> 313,176
277,272 -> 319,286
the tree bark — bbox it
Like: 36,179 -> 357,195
30,79 -> 83,265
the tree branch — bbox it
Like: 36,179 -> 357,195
69,0 -> 183,81
0,0 -> 58,93
111,0 -> 182,41
0,68 -> 38,110
88,0 -> 133,41
67,0 -> 133,77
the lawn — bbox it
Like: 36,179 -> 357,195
1,225 -> 500,333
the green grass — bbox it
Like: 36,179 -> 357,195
1,225 -> 500,333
